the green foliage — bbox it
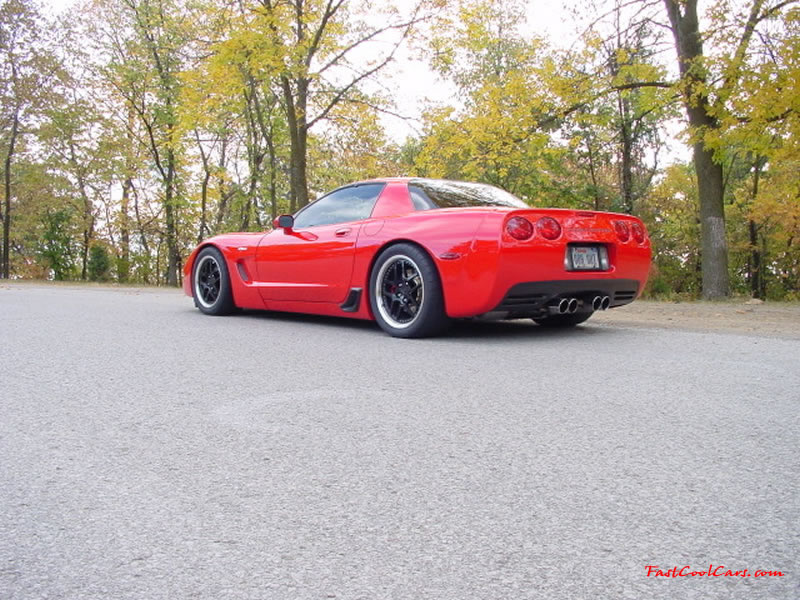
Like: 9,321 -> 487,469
413,0 -> 799,299
639,164 -> 702,297
0,0 -> 796,301
37,208 -> 77,280
88,244 -> 112,281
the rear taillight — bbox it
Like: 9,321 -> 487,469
613,220 -> 630,242
536,216 -> 562,240
506,216 -> 534,241
631,222 -> 645,243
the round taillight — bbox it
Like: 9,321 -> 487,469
506,216 -> 534,241
631,221 -> 645,243
536,216 -> 562,240
613,220 -> 630,242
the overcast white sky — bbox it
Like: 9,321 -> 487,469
41,0 -> 580,141
41,0 -> 688,164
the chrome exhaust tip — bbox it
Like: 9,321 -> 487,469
558,298 -> 570,314
567,298 -> 579,314
592,296 -> 603,311
601,296 -> 611,310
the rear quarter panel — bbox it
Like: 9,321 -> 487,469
351,208 -> 508,318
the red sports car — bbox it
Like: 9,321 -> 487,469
183,178 -> 651,337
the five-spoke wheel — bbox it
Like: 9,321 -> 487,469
369,243 -> 449,338
192,247 -> 235,315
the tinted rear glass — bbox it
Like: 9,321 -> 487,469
409,179 -> 528,209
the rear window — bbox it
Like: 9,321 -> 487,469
409,179 -> 528,210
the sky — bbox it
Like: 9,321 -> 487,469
41,0 -> 577,143
40,0 -> 687,163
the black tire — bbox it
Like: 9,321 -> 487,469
533,311 -> 594,328
192,247 -> 235,316
369,243 -> 450,338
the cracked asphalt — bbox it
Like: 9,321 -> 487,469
1,284 -> 798,599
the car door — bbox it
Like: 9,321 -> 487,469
255,183 -> 386,303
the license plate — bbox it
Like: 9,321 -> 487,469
570,246 -> 600,270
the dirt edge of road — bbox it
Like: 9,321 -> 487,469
592,298 -> 800,339
3,280 -> 799,339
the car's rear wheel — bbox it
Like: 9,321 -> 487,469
369,243 -> 449,338
533,311 -> 594,328
193,247 -> 235,315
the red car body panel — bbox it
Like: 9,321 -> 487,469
183,178 -> 651,321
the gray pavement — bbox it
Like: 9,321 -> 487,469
1,284 -> 797,600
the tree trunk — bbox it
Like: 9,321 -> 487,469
133,187 -> 150,283
664,0 -> 730,298
692,138 -> 728,298
748,157 -> 765,298
161,124 -> 181,287
200,170 -> 209,241
617,93 -> 634,214
282,76 -> 310,211
194,130 -> 211,242
586,139 -> 601,211
748,219 -> 762,298
296,121 -> 309,208
267,126 -> 278,221
2,109 -> 19,279
69,142 -> 95,281
164,150 -> 180,287
216,137 -> 229,230
119,176 -> 132,283
155,238 -> 162,285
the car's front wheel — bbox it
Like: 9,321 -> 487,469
369,243 -> 449,338
192,247 -> 235,315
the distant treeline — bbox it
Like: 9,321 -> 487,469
0,0 -> 797,299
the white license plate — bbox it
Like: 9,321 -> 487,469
570,246 -> 600,270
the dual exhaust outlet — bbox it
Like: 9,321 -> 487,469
549,295 -> 610,315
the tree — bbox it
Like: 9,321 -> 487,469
716,4 -> 800,298
0,0 -> 56,278
638,162 -> 702,296
87,242 -> 112,280
180,0 -> 291,232
90,0 -> 191,286
662,0 -> 730,298
415,0 -> 672,211
249,0 -> 428,209
415,0 -> 569,200
662,0 -> 797,298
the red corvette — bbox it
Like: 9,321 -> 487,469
183,178 -> 651,337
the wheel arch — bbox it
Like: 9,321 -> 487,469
187,242 -> 225,286
362,238 -> 446,319
186,242 -> 234,306
365,238 -> 443,284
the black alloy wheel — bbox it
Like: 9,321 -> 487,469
193,247 -> 235,315
369,243 -> 449,338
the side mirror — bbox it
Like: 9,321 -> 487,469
275,214 -> 294,231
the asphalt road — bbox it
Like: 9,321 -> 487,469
1,284 -> 798,600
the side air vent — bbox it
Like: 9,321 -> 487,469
236,261 -> 250,283
340,288 -> 362,313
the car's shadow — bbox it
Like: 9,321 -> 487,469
233,309 -> 610,341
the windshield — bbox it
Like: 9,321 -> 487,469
409,178 -> 528,209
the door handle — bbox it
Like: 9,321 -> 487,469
335,227 -> 351,237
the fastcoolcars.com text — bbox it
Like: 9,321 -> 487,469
645,565 -> 784,578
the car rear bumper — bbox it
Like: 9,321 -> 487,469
485,278 -> 640,318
